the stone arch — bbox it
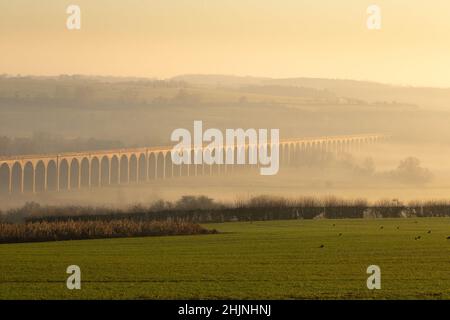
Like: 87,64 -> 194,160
202,147 -> 211,175
225,147 -> 234,175
312,141 -> 319,159
330,140 -> 335,152
23,162 -> 34,193
80,158 -> 90,188
294,143 -> 301,166
278,143 -> 284,164
343,140 -> 347,152
156,152 -> 165,179
288,143 -> 295,165
172,161 -> 181,177
193,149 -> 201,176
180,151 -> 189,177
164,152 -> 172,178
304,142 -> 313,164
347,139 -> 353,151
35,161 -> 46,193
0,163 -> 10,193
354,138 -> 360,150
203,148 -> 212,175
258,142 -> 268,156
230,145 -> 240,173
138,153 -> 147,182
283,143 -> 290,166
278,144 -> 283,166
70,158 -> 80,190
90,157 -> 100,187
129,154 -> 138,183
101,156 -> 110,186
120,155 -> 129,183
148,153 -> 157,180
110,156 -> 119,185
47,160 -> 57,191
245,145 -> 251,165
237,145 -> 246,165
189,149 -> 196,176
248,144 -> 258,166
11,162 -> 22,193
211,152 -> 220,175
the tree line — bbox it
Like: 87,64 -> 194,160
2,195 -> 450,224
0,133 -> 123,156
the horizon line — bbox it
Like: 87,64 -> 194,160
2,73 -> 450,90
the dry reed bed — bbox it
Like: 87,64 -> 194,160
0,220 -> 216,244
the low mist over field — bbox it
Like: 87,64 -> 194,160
1,75 -> 450,209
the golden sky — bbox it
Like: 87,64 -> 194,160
1,0 -> 450,87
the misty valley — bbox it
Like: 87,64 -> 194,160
0,75 -> 447,209
2,1 -> 450,302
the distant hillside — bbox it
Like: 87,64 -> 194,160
172,74 -> 450,110
171,74 -> 269,87
238,85 -> 336,100
1,74 -> 449,146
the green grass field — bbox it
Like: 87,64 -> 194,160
0,218 -> 449,299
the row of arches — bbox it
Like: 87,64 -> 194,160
0,135 -> 383,194
279,137 -> 372,165
1,153 -> 147,194
0,151 -> 238,194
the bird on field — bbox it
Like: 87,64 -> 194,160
427,230 -> 432,234
446,236 -> 450,240
396,226 -> 400,230
380,226 -> 384,230
338,233 -> 342,237
415,236 -> 421,240
332,224 -> 335,227
319,244 -> 325,248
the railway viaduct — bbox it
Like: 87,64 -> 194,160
0,134 -> 386,194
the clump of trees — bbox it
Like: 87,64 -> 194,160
387,157 -> 433,185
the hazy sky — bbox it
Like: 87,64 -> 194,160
1,0 -> 450,87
